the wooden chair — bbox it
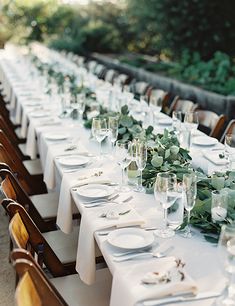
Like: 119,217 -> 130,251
12,249 -> 112,306
104,69 -> 118,84
0,129 -> 28,160
220,119 -> 235,143
148,88 -> 170,113
0,115 -> 25,145
0,144 -> 47,195
196,110 -> 226,139
130,81 -> 150,99
0,169 -> 59,232
94,64 -> 106,79
87,60 -> 98,73
8,202 -> 78,276
113,73 -> 131,88
169,96 -> 198,114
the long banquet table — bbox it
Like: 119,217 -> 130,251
0,44 -> 228,305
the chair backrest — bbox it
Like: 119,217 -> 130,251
220,119 -> 235,143
7,202 -> 67,277
13,259 -> 66,306
15,270 -> 42,306
197,110 -> 226,139
0,129 -> 25,160
0,115 -> 21,145
94,64 -> 106,79
0,144 -> 35,195
12,249 -> 67,305
0,169 -> 53,232
130,81 -> 150,97
87,60 -> 98,73
169,97 -> 198,114
104,69 -> 118,84
149,89 -> 170,112
113,73 -> 130,87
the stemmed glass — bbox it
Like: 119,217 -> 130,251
225,134 -> 235,170
108,116 -> 119,155
154,173 -> 178,238
217,223 -> 235,305
184,111 -> 199,148
182,172 -> 197,238
92,118 -> 108,159
115,140 -> 133,192
134,141 -> 147,193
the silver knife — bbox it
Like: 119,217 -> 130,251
142,291 -> 221,306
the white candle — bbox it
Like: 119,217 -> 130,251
211,207 -> 227,222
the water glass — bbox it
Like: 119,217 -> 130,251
77,93 -> 86,123
149,95 -> 162,124
184,111 -> 199,148
115,140 -> 133,192
211,190 -> 228,222
133,141 -> 147,193
182,172 -> 197,238
217,223 -> 235,305
108,116 -> 119,154
225,134 -> 235,170
92,118 -> 108,159
172,111 -> 182,134
154,173 -> 178,238
167,183 -> 184,230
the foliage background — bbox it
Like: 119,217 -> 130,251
1,0 -> 235,95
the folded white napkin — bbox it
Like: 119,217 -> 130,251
76,202 -> 146,285
56,168 -> 112,234
110,257 -> 197,306
203,150 -> 227,165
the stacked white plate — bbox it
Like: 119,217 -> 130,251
76,184 -> 113,200
193,136 -> 218,146
45,133 -> 69,141
58,155 -> 90,168
107,228 -> 154,250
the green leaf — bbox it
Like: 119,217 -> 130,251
120,115 -> 133,128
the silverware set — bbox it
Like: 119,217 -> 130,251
83,195 -> 133,208
113,246 -> 174,262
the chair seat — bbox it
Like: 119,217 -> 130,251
30,192 -> 59,219
23,159 -> 43,175
18,143 -> 28,157
42,226 -> 79,264
51,268 -> 112,306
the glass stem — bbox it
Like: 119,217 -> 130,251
163,208 -> 167,230
99,141 -> 102,158
121,168 -> 125,187
139,169 -> 142,189
187,209 -> 191,233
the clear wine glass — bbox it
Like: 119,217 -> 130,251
92,118 -> 108,159
182,172 -> 197,238
154,172 -> 178,238
108,116 -> 119,155
115,140 -> 133,192
134,141 -> 147,193
225,134 -> 235,170
217,224 -> 235,305
172,111 -> 182,135
184,111 -> 199,149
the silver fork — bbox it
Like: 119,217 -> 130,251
113,246 -> 174,262
84,195 -> 133,208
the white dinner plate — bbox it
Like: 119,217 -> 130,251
58,155 -> 90,167
45,133 -> 69,141
76,184 -> 113,199
158,118 -> 172,125
107,228 -> 154,250
30,111 -> 49,118
193,136 -> 218,146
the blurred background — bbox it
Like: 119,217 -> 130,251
1,0 -> 235,95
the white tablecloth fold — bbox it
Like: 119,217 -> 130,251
57,169 -> 112,234
110,257 -> 197,306
76,203 -> 146,285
